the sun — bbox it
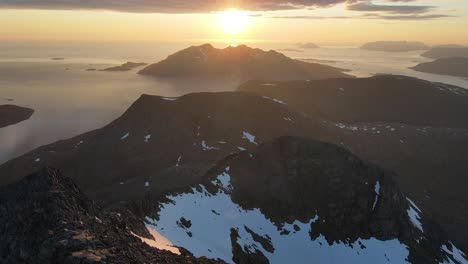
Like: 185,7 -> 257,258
217,9 -> 250,34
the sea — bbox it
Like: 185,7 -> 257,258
1,41 -> 467,164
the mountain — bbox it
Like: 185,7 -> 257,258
411,57 -> 468,77
102,62 -> 147,71
0,104 -> 34,128
238,75 -> 468,252
421,46 -> 468,59
1,83 -> 468,260
239,75 -> 468,129
360,41 -> 429,52
0,92 -> 322,210
148,136 -> 466,264
0,167 -> 222,264
138,44 -> 351,82
297,42 -> 319,49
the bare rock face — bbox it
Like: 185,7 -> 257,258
0,167 -> 223,264
138,44 -> 351,82
0,104 -> 34,128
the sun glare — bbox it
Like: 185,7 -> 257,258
218,9 -> 250,34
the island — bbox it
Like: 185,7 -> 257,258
138,43 -> 351,82
360,41 -> 429,52
101,62 -> 147,72
410,57 -> 468,77
421,46 -> 468,59
0,105 -> 34,128
297,42 -> 319,49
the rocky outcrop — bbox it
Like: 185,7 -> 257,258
360,41 -> 429,52
138,44 -> 351,82
411,57 -> 468,77
0,167 -> 223,264
0,104 -> 34,128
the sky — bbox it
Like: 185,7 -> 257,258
1,0 -> 468,45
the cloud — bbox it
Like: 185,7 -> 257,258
347,1 -> 434,14
0,0 -> 358,13
268,13 -> 453,21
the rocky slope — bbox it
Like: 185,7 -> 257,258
238,75 -> 468,129
411,57 -> 468,78
138,44 -> 351,82
360,41 -> 429,52
0,92 -> 322,211
148,136 -> 466,264
421,46 -> 468,59
0,104 -> 34,128
238,75 -> 468,252
0,167 -> 222,264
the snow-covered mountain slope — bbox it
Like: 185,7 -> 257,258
147,137 -> 468,264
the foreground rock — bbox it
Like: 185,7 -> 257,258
411,57 -> 468,77
148,136 -> 466,264
102,62 -> 147,71
360,41 -> 429,52
0,104 -> 34,128
138,44 -> 351,83
0,167 -> 222,264
421,46 -> 468,59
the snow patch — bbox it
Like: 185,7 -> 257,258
176,155 -> 182,167
262,96 -> 287,105
162,97 -> 178,101
34,158 -> 40,162
372,181 -> 380,210
242,131 -> 258,145
149,172 -> 411,264
238,147 -> 246,151
121,132 -> 130,140
406,198 -> 424,232
201,140 -> 219,151
441,242 -> 468,264
145,181 -> 150,187
144,134 -> 151,143
132,227 -> 181,255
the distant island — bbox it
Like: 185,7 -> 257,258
102,62 -> 147,72
51,58 -> 65,60
138,44 -> 351,82
0,105 -> 34,128
297,42 -> 319,49
411,57 -> 468,77
360,41 -> 429,52
421,46 -> 468,59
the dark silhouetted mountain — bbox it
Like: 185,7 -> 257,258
148,136 -> 465,263
0,167 -> 222,264
411,57 -> 468,77
102,62 -> 147,71
421,46 -> 468,59
239,75 -> 468,129
360,41 -> 429,52
0,104 -> 34,128
138,44 -> 351,82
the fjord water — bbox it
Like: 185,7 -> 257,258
1,41 -> 467,164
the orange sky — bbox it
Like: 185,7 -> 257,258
1,1 -> 467,45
